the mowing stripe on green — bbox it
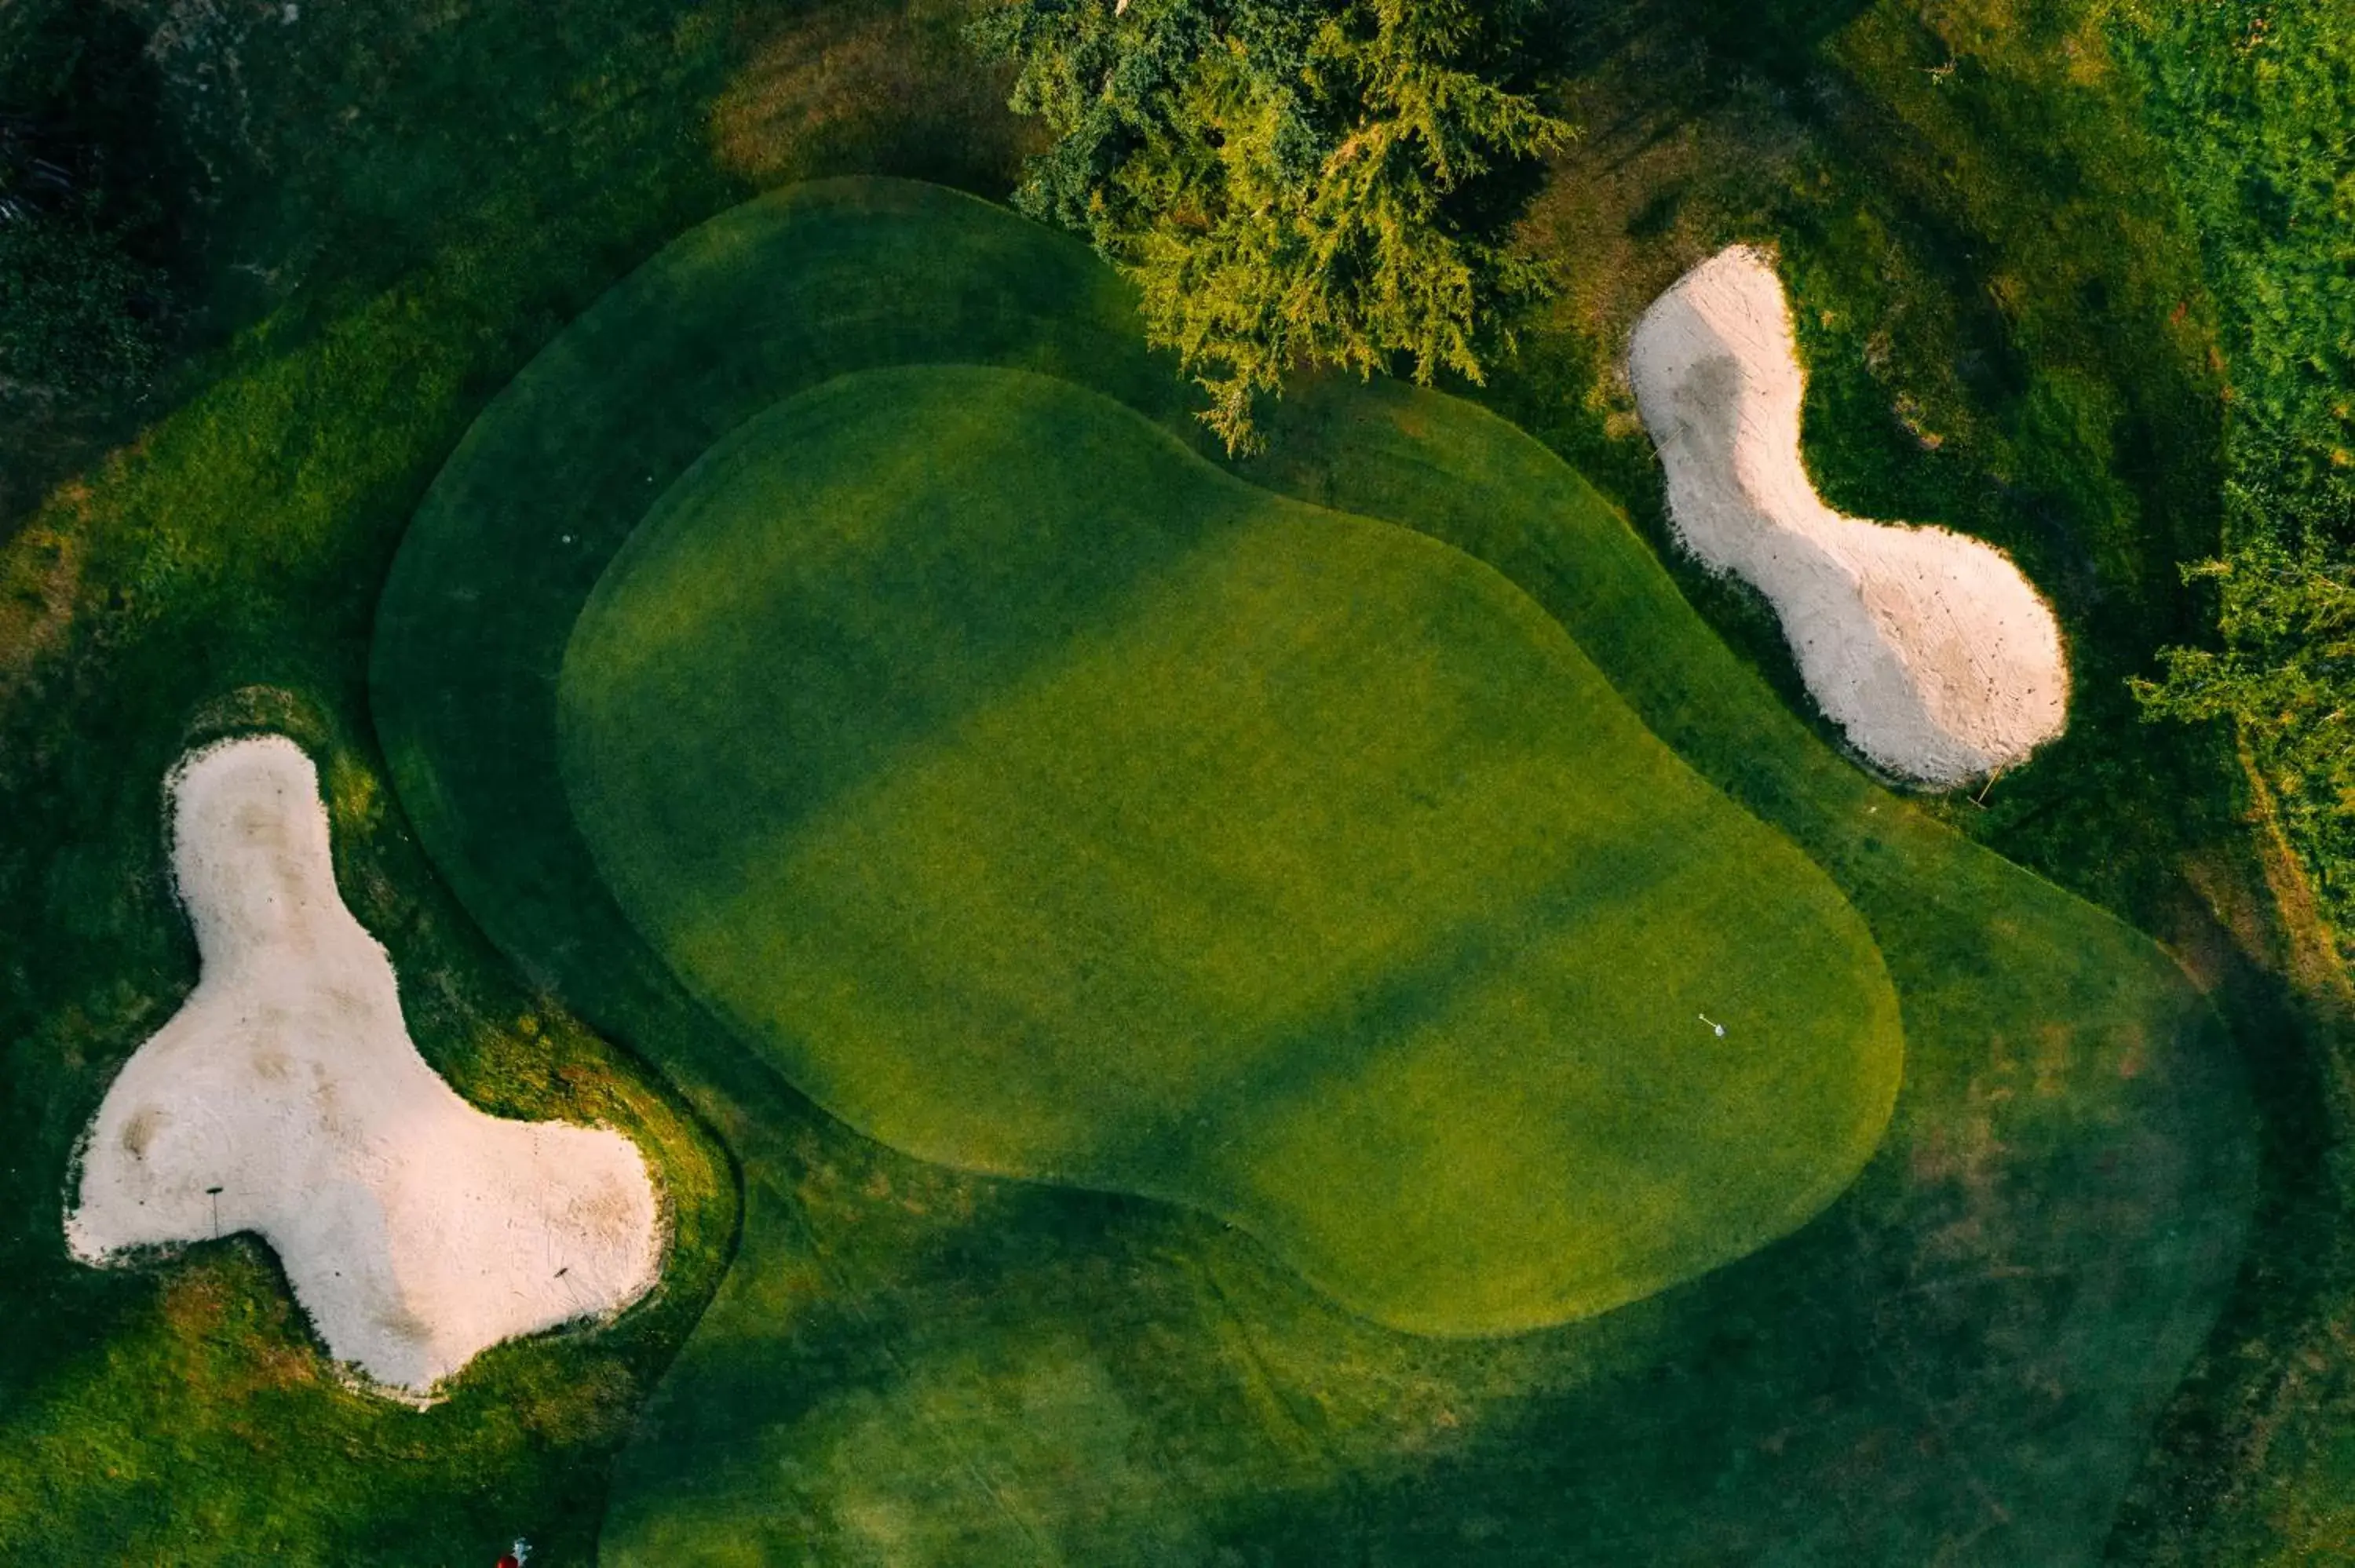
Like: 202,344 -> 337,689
559,364 -> 1904,1334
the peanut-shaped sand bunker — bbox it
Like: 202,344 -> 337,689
66,735 -> 661,1395
1628,246 -> 2068,786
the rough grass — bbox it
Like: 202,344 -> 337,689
371,179 -> 2254,1563
559,362 -> 1902,1336
2092,3 -> 2355,1557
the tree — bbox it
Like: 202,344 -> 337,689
2136,480 -> 2355,873
0,186 -> 162,399
0,2 -> 170,403
973,0 -> 1570,450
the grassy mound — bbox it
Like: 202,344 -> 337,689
559,363 -> 1902,1334
370,180 -> 2253,1563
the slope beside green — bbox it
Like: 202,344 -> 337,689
369,179 -> 2255,1563
559,363 -> 1902,1335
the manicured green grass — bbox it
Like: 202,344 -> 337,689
371,178 -> 2255,1563
560,363 -> 1902,1334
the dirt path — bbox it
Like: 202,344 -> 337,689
66,735 -> 662,1395
1628,246 -> 2068,786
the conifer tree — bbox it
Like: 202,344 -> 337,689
2138,480 -> 2355,884
973,0 -> 1569,450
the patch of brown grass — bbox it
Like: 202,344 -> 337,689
1520,56 -> 1804,412
0,487 -> 86,719
2239,738 -> 2355,1014
712,0 -> 1039,193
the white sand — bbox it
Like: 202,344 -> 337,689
1627,246 -> 2068,786
66,735 -> 662,1396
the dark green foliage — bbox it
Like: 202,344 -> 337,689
2139,484 -> 2355,910
0,0 -> 174,400
972,0 -> 1569,447
0,199 -> 162,396
2118,0 -> 2355,947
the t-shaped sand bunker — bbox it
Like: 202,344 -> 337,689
1629,246 -> 2068,786
65,735 -> 663,1395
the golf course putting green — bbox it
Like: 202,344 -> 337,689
371,181 -> 2253,1562
559,364 -> 1904,1333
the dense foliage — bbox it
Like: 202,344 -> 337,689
2120,0 -> 2355,941
0,193 -> 162,397
973,0 -> 1568,447
2138,482 -> 2355,911
0,4 -> 170,401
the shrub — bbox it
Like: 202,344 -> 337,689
972,0 -> 1569,450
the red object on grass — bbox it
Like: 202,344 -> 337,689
495,1556 -> 520,1568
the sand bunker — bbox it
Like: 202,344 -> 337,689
1628,246 -> 2068,786
66,735 -> 661,1395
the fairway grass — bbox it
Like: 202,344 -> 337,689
368,180 -> 2255,1563
559,364 -> 1902,1334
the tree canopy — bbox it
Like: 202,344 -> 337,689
2138,478 -> 2355,906
0,0 -> 171,403
0,190 -> 162,400
973,0 -> 1570,449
